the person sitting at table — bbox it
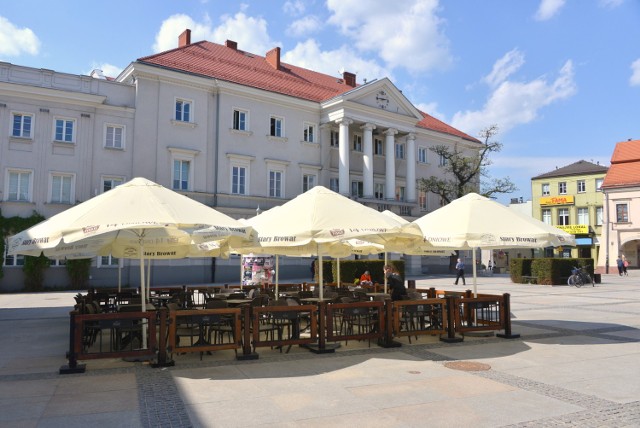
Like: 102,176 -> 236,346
359,271 -> 373,286
383,264 -> 407,301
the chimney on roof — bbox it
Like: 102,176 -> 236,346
178,29 -> 191,47
225,40 -> 238,50
266,47 -> 281,70
343,71 -> 356,87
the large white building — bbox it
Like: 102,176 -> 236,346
1,29 -> 481,290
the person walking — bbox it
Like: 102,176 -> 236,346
616,256 -> 624,276
383,265 -> 407,301
622,255 -> 629,276
454,258 -> 466,285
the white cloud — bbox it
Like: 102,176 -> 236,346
0,16 -> 40,56
630,58 -> 640,87
282,39 -> 391,83
287,16 -> 322,37
153,12 -> 279,57
283,1 -> 305,16
86,63 -> 123,78
451,60 -> 576,136
326,0 -> 452,73
483,49 -> 525,87
534,0 -> 565,21
414,101 -> 446,121
598,0 -> 624,8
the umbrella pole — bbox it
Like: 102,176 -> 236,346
140,245 -> 147,349
337,257 -> 341,288
275,255 -> 279,297
472,247 -> 478,298
146,258 -> 151,300
384,252 -> 388,294
240,255 -> 243,289
118,260 -> 122,293
318,254 -> 324,301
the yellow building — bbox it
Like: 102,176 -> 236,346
531,160 -> 608,261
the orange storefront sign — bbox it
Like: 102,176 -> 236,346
540,195 -> 574,206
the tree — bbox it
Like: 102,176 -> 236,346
418,124 -> 517,204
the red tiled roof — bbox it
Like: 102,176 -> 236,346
416,111 -> 481,143
602,139 -> 640,188
138,39 -> 479,143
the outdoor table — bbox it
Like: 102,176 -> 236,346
225,299 -> 252,307
299,297 -> 332,304
149,295 -> 173,307
366,293 -> 390,300
117,303 -> 157,312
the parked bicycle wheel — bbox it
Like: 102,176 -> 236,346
585,274 -> 594,287
568,275 -> 583,287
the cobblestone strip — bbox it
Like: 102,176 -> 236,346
501,400 -> 640,427
136,367 -> 192,428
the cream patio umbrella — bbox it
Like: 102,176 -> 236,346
8,177 -> 252,310
410,193 -> 575,296
227,186 -> 418,300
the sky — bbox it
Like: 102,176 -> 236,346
1,0 -> 639,205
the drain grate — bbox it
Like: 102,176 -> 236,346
444,361 -> 491,371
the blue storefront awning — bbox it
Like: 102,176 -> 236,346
575,237 -> 593,246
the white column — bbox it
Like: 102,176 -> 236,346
337,118 -> 352,195
406,133 -> 416,202
384,128 -> 397,200
361,123 -> 376,198
319,123 -> 332,186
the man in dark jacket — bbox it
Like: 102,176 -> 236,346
384,264 -> 407,301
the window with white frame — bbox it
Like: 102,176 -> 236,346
577,179 -> 586,193
595,178 -> 603,191
105,124 -> 124,149
49,258 -> 66,267
3,241 -> 24,266
6,170 -> 32,202
352,134 -> 362,152
99,255 -> 120,267
330,130 -> 339,147
542,183 -> 550,196
418,147 -> 428,163
302,174 -> 316,192
102,176 -> 124,193
329,177 -> 339,192
418,190 -> 427,211
558,182 -> 567,194
542,209 -> 551,224
438,153 -> 448,167
351,180 -> 363,197
54,117 -> 75,143
374,138 -> 383,155
12,112 -> 33,138
170,148 -> 197,191
375,183 -> 384,200
172,159 -> 190,190
395,143 -> 405,159
577,207 -> 589,225
558,208 -> 569,225
270,116 -> 284,137
616,203 -> 629,223
303,122 -> 316,143
395,186 -> 405,202
596,206 -> 603,226
231,164 -> 248,195
50,173 -> 74,204
175,98 -> 192,122
233,108 -> 248,131
269,169 -> 284,198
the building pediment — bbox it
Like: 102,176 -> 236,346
322,78 -> 423,122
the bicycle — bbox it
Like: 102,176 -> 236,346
567,266 -> 594,287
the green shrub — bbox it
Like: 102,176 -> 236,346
510,257 -> 594,285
